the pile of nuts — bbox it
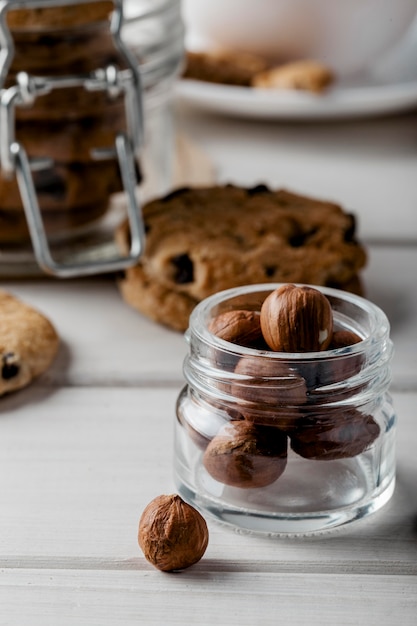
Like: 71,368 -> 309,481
210,283 -> 346,351
197,284 -> 381,489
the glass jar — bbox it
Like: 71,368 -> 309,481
0,0 -> 184,277
121,0 -> 184,200
175,283 -> 396,535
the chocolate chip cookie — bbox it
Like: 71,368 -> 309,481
183,51 -> 334,93
116,185 -> 367,331
0,291 -> 59,396
183,50 -> 268,87
0,159 -> 123,243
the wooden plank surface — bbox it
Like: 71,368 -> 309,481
0,72 -> 416,621
0,387 -> 415,564
1,240 -> 416,623
1,569 -> 416,626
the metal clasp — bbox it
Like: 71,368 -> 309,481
0,0 -> 145,277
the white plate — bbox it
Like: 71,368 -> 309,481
176,78 -> 417,120
176,24 -> 417,120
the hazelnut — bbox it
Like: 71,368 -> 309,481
329,330 -> 362,349
290,409 -> 380,460
310,329 -> 364,389
203,420 -> 288,488
138,494 -> 209,571
260,284 -> 333,352
208,309 -> 264,348
232,355 -> 307,408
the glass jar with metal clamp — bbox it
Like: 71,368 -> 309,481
0,0 -> 184,277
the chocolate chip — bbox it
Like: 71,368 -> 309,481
38,34 -> 59,47
344,214 -> 357,242
324,279 -> 341,290
264,265 -> 277,277
1,353 -> 19,380
171,254 -> 194,284
134,160 -> 143,184
161,187 -> 190,202
289,228 -> 318,247
34,169 -> 66,200
247,184 -> 270,196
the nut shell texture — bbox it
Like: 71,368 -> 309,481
261,284 -> 333,352
233,355 -> 307,408
329,329 -> 362,349
138,494 -> 209,571
208,309 -> 263,347
203,421 -> 288,488
290,409 -> 380,460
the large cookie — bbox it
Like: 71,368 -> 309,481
0,291 -> 59,395
116,185 -> 367,331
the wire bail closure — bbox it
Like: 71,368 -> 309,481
0,0 -> 146,277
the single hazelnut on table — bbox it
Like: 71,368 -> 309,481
208,309 -> 264,348
203,420 -> 288,488
260,284 -> 333,352
138,494 -> 209,571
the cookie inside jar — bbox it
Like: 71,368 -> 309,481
0,1 -> 184,276
0,2 -> 132,247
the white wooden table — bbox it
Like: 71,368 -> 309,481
1,104 -> 417,625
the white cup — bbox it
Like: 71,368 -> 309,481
182,0 -> 417,77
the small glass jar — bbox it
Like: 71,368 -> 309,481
175,283 -> 396,535
0,0 -> 184,277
